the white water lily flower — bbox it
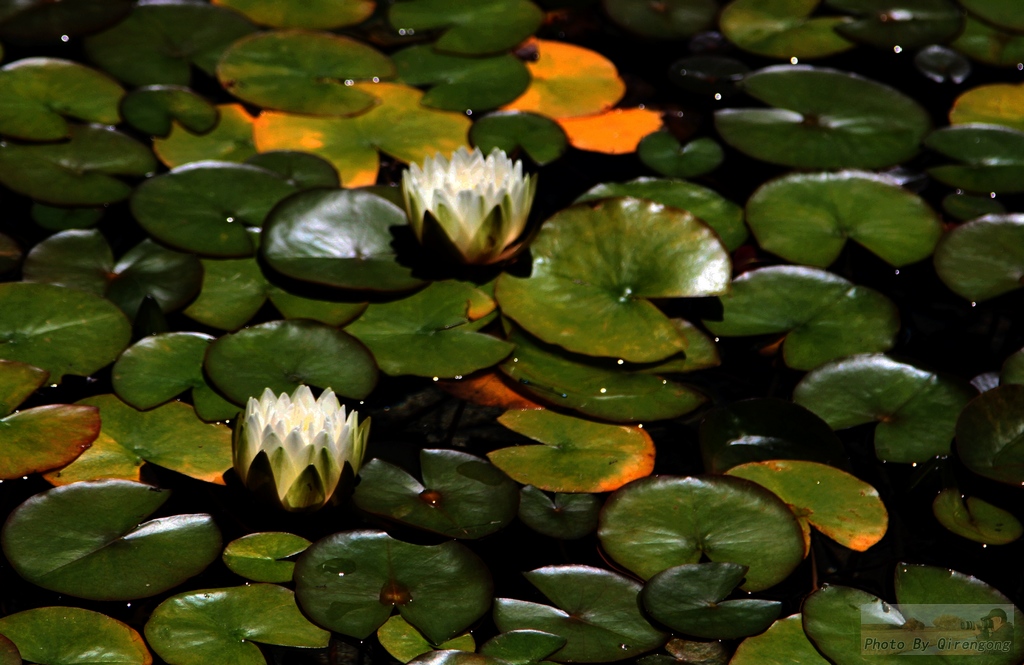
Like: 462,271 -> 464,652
402,146 -> 538,265
234,385 -> 370,512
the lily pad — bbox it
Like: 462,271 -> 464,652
0,282 -> 131,381
730,615 -> 830,665
952,14 -> 1024,68
213,0 -> 375,28
388,0 -> 543,55
950,83 -> 1024,132
958,0 -> 1024,32
933,488 -> 1022,545
926,124 -> 1024,194
0,57 -> 123,141
379,616 -> 476,663
792,354 -> 973,462
154,103 -> 257,168
295,529 -> 493,643
503,40 -> 624,119
493,565 -> 666,662
603,0 -> 716,39
353,448 -> 519,539
557,107 -> 664,155
30,204 -> 104,231
183,257 -> 269,330
0,402 -> 98,480
719,0 -> 855,60
121,85 -> 218,137
204,319 -> 379,404
0,359 -> 48,417
245,150 -> 340,189
2,479 -> 221,600
637,133 -> 724,180
715,66 -> 931,169
933,214 -> 1024,301
469,111 -> 567,165
394,46 -> 529,112
146,584 -> 330,665
0,607 -> 149,665
745,170 -> 942,267
598,475 -> 806,590
491,409 -> 655,493
955,384 -> 1024,485
83,0 -> 257,86
1001,348 -> 1024,385
703,266 -> 900,371
0,0 -> 131,39
223,532 -> 312,583
517,486 -> 600,540
479,629 -> 565,664
826,0 -> 963,50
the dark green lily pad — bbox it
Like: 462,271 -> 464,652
926,124 -> 1024,194
699,397 -> 848,474
154,103 -> 257,168
637,133 -> 724,180
637,318 -> 721,374
603,0 -> 716,38
184,257 -> 269,330
958,0 -> 1024,32
719,0 -> 855,59
497,197 -> 730,362
933,488 -> 1022,545
493,565 -> 667,662
353,448 -> 519,539
214,0 -> 375,28
121,84 -> 218,137
218,30 -> 395,116
793,354 -> 973,462
934,214 -> 1024,301
942,192 -> 1005,221
826,0 -> 963,50
704,266 -> 900,371
0,0 -> 131,39
388,0 -> 544,55
952,14 -> 1024,68
0,124 -> 156,206
1,479 -> 221,600
0,359 -> 48,417
245,150 -> 340,189
394,46 -> 529,111
0,282 -> 131,381
0,57 -> 123,141
0,607 -> 149,665
577,177 -> 747,250
295,529 -> 493,643
347,281 -> 513,377
956,384 -> 1024,485
378,616 -> 476,663
715,66 -> 931,169
30,203 -> 104,231
83,0 -> 257,86
470,111 -> 567,165
641,563 -> 781,639
731,615 -> 830,665
480,629 -> 565,664
0,232 -> 18,273
204,319 -> 379,404
223,532 -> 312,583
262,188 -> 424,292
746,170 -> 942,267
597,475 -> 806,590
517,486 -> 600,540
146,583 -> 330,665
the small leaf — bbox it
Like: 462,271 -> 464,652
223,532 -> 312,583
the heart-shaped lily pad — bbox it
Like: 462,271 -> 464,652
933,488 -> 1022,546
704,266 -> 900,370
0,358 -> 48,417
745,170 -> 942,267
950,83 -> 1024,132
213,0 -> 375,28
731,615 -> 830,665
955,384 -> 1024,485
0,0 -> 131,39
637,133 -> 724,179
517,485 -> 600,540
479,629 -> 565,664
379,616 -> 476,663
0,607 -> 150,665
154,103 -> 257,167
183,257 -> 269,330
295,529 -> 493,643
715,65 -> 930,169
793,354 -> 973,462
394,46 -> 529,112
470,111 -> 567,165
497,197 -> 730,362
223,532 -> 312,583
353,448 -> 519,539
826,0 -> 963,50
503,40 -> 624,119
603,0 -> 716,39
934,214 -> 1024,302
0,403 -> 97,480
598,475 -> 806,590
719,0 -> 855,59
2,479 -> 221,600
121,84 -> 218,137
388,0 -> 543,55
926,124 -> 1024,194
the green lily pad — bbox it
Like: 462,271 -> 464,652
497,197 -> 730,362
958,0 -> 1024,32
154,103 -> 257,168
0,403 -> 97,479
146,583 -> 330,665
826,0 -> 963,50
731,615 -> 830,665
499,324 -> 706,422
0,0 -> 131,39
121,85 -> 218,137
223,532 -> 312,583
83,0 -> 257,86
184,257 -> 269,330
388,0 -> 544,55
0,282 -> 131,382
30,204 -> 104,231
700,398 -> 848,474
597,475 -> 806,590
0,124 -> 156,206
517,485 -> 600,540
956,384 -> 1024,485
470,112 -> 566,166
245,150 -> 340,189
493,565 -> 667,663
295,529 -> 493,643
491,409 -> 654,493
603,0 -> 716,38
0,233 -> 19,273
1002,348 -> 1024,385
204,319 -> 379,404
576,177 -> 747,251
641,562 -> 781,639
926,124 -> 1024,194
933,488 -> 1022,545
950,83 -> 1024,132
262,188 -> 424,292
133,161 -> 297,257
934,214 -> 1024,301
379,615 -> 476,663
637,318 -> 721,374
394,46 -> 529,112
353,448 -> 519,539
347,281 -> 513,377
2,479 -> 221,600
942,192 -> 1006,221
0,57 -> 123,141
715,66 -> 930,169
793,354 -> 973,462
410,652 -> 506,665
704,266 -> 900,371
0,607 -> 149,665
720,0 -> 855,59
952,14 -> 1024,68
637,133 -> 724,180
480,630 -> 564,664
213,0 -> 375,28
267,286 -> 367,326
746,170 -> 942,267
0,359 -> 48,417
218,30 -> 394,116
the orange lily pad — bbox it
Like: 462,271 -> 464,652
558,108 -> 663,154
436,371 -> 545,410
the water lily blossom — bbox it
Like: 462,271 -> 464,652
402,146 -> 538,265
234,385 -> 370,512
